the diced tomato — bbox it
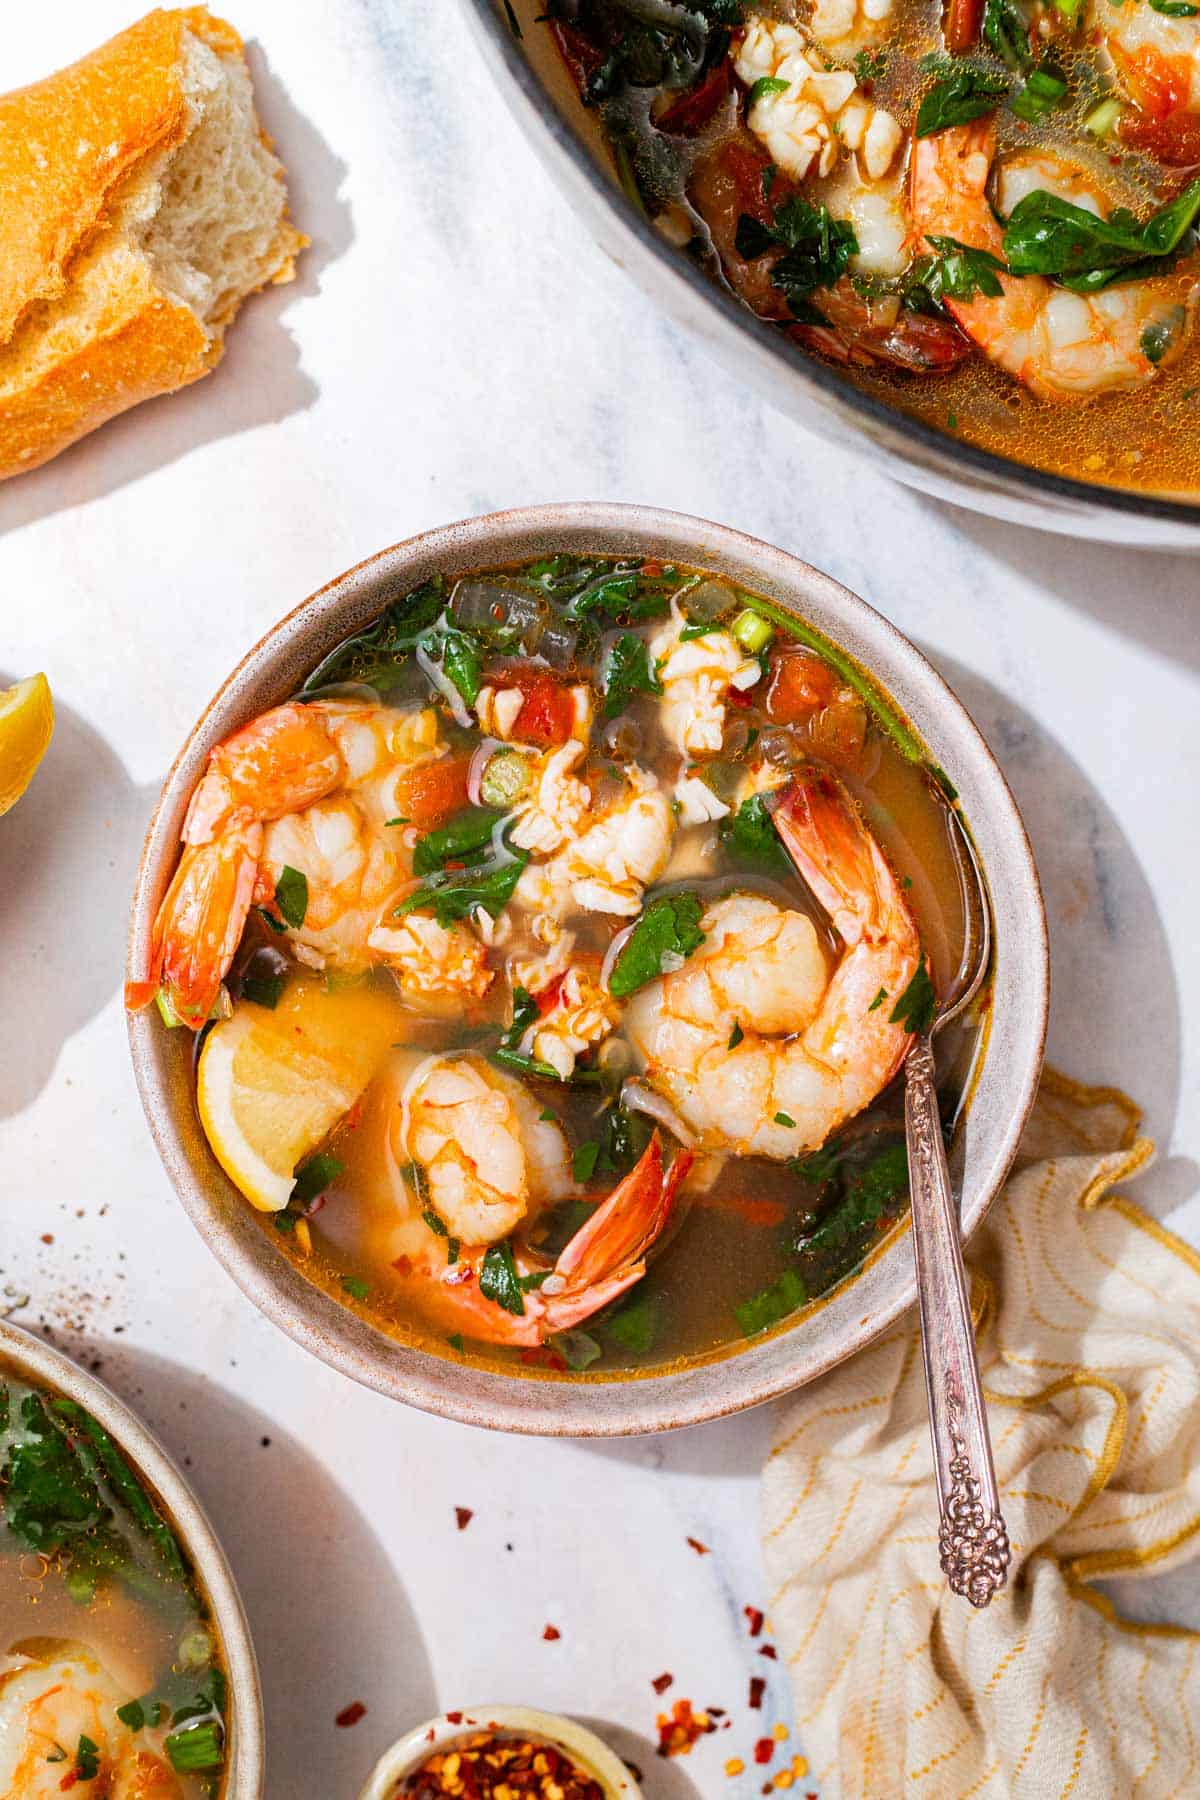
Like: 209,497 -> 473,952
944,0 -> 984,52
1110,44 -> 1190,119
535,973 -> 567,1014
489,664 -> 575,748
688,135 -> 795,319
390,753 -> 471,828
1120,107 -> 1200,166
765,649 -> 838,724
655,59 -> 732,135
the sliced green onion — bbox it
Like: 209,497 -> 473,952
165,1722 -> 224,1773
1084,97 -> 1122,137
479,749 -> 530,809
155,988 -> 183,1029
731,607 -> 775,654
1010,66 -> 1068,121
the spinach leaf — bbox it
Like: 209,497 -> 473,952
394,847 -> 528,926
1003,178 -> 1200,291
608,892 -> 706,998
553,1329 -> 603,1370
302,578 -> 446,692
3,1393 -> 108,1554
412,806 -> 505,876
915,65 -> 1008,137
734,196 -> 858,315
273,865 -> 308,930
907,236 -> 1008,303
543,0 -> 743,104
602,632 -> 662,718
291,1151 -> 343,1207
719,794 -> 790,875
798,1144 -> 909,1254
436,627 -> 484,706
241,970 -> 284,1009
596,1102 -> 652,1176
983,0 -> 1033,70
889,960 -> 936,1035
735,1268 -> 807,1337
603,1291 -> 660,1353
480,1241 -> 526,1315
501,984 -> 540,1050
748,74 -> 790,106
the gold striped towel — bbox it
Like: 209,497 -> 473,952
763,1072 -> 1200,1799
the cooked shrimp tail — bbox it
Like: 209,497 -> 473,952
148,819 -> 263,1028
773,766 -> 923,1084
432,1134 -> 691,1347
548,1133 -> 693,1325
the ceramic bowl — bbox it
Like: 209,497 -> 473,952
127,502 -> 1048,1435
357,1707 -> 640,1800
0,1319 -> 264,1796
462,0 -> 1200,548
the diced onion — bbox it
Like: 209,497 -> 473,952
621,1079 -> 697,1147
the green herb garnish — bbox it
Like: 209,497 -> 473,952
1003,179 -> 1200,291
291,1152 -> 343,1207
774,1111 -> 796,1128
602,632 -> 662,718
165,1722 -> 224,1773
422,1208 -> 448,1237
241,971 -> 284,1009
412,805 -> 505,876
915,65 -> 1008,137
480,1241 -> 526,1315
394,847 -> 528,927
729,1020 -> 744,1049
573,1140 -> 602,1182
735,1268 -> 808,1337
340,1276 -> 369,1301
608,892 -> 706,998
889,961 -> 936,1035
908,236 -> 1008,302
748,74 -> 791,105
734,196 -> 859,318
720,794 -> 790,874
603,1291 -> 660,1354
74,1736 -> 101,1782
273,865 -> 308,929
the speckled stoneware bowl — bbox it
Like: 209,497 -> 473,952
127,503 -> 1048,1436
0,1319 -> 264,1797
357,1707 -> 641,1800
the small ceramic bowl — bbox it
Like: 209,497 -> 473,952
127,503 -> 1048,1435
0,1319 -> 264,1796
357,1707 -> 640,1800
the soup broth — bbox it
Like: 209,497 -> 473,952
138,554 -> 984,1377
0,1359 -> 230,1796
519,0 -> 1200,494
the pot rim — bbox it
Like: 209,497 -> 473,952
461,0 -> 1200,532
356,1706 -> 641,1799
0,1319 -> 265,1798
127,501 -> 1048,1437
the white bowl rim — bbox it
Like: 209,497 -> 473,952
0,1318 -> 265,1797
356,1705 -> 641,1800
127,501 -> 1049,1437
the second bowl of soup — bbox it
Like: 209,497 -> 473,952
0,1321 -> 263,1797
127,504 -> 1046,1433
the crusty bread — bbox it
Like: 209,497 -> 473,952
0,7 -> 306,480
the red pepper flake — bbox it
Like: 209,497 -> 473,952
749,1677 -> 766,1711
401,1729 -> 604,1797
543,1624 -> 561,1641
744,1605 -> 765,1637
760,1644 -> 778,1660
707,1706 -> 726,1718
754,1738 -> 775,1766
335,1701 -> 367,1728
655,1699 -> 716,1759
651,1672 -> 674,1695
40,1233 -> 54,1244
686,1536 -> 710,1555
455,1506 -> 473,1531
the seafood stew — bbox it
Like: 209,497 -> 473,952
0,1359 -> 230,1797
129,553 -> 981,1376
525,0 -> 1200,493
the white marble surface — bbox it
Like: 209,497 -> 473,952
1,2 -> 1199,1794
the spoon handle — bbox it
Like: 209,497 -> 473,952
905,1036 -> 1011,1607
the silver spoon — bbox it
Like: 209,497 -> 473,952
905,804 -> 1011,1607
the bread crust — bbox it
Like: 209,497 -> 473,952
0,8 -> 302,482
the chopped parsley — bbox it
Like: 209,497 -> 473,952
889,961 -> 937,1036
480,1241 -> 526,1315
273,864 -> 308,929
340,1276 -> 369,1301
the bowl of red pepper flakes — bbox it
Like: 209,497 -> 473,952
358,1707 -> 641,1800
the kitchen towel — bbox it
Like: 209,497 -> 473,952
763,1071 -> 1200,1799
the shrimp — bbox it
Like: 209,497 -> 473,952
624,767 -> 920,1157
514,767 -> 675,928
386,1054 -> 689,1344
515,961 -> 622,1081
0,1644 -> 182,1798
135,699 -> 488,1027
910,119 -> 1196,397
650,613 -> 762,756
1097,0 -> 1200,125
734,18 -> 902,183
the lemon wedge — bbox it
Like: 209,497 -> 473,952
197,975 -> 398,1212
0,674 -> 54,817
